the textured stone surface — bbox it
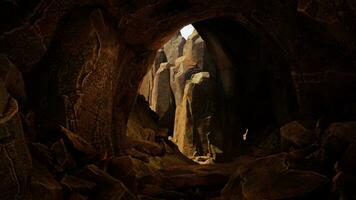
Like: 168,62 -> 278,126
31,8 -> 121,154
163,32 -> 186,65
127,96 -> 159,140
183,30 -> 212,72
151,62 -> 173,118
170,56 -> 201,106
0,91 -> 32,200
173,72 -> 215,157
139,49 -> 167,103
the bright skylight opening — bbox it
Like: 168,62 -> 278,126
180,24 -> 195,40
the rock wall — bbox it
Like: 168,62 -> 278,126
0,57 -> 32,199
195,17 -> 300,159
30,8 -> 120,153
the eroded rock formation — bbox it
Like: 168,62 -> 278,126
139,30 -> 219,161
173,72 -> 216,158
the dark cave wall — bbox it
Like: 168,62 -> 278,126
30,8 -> 121,153
0,0 -> 157,155
194,17 -> 299,157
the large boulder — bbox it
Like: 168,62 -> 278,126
323,121 -> 356,143
322,121 -> 356,161
280,121 -> 317,150
173,72 -> 216,157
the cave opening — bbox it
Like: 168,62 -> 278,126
129,17 -> 299,164
135,23 -> 221,164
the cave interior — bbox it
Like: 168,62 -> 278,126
0,0 -> 356,199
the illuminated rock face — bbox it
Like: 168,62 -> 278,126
139,30 -> 219,158
173,72 -> 215,157
140,31 -> 216,137
164,32 -> 186,65
139,49 -> 167,104
150,62 -> 173,119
